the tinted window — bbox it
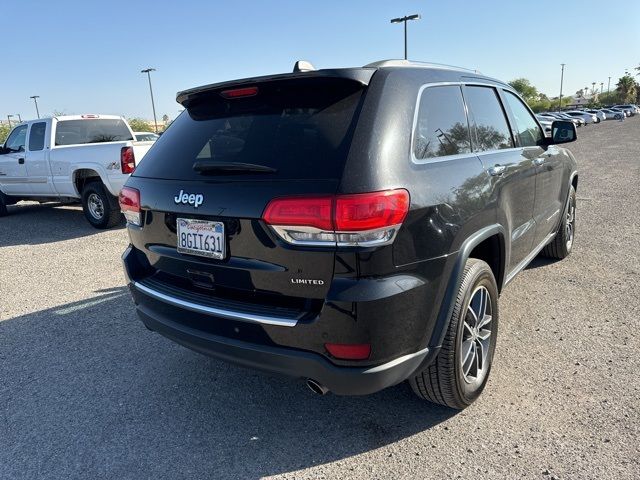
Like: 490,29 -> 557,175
413,85 -> 471,159
134,79 -> 364,180
28,122 -> 46,151
4,124 -> 28,152
464,86 -> 513,152
503,91 -> 544,147
136,133 -> 158,141
54,119 -> 133,146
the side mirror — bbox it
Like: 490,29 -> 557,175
548,120 -> 576,145
0,146 -> 7,155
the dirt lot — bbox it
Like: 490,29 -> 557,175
1,118 -> 638,479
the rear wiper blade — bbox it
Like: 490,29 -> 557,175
193,161 -> 277,174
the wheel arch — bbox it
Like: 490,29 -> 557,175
72,167 -> 105,196
426,224 -> 506,353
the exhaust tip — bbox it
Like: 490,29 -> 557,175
306,378 -> 329,396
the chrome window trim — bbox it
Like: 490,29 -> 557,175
133,281 -> 300,327
410,81 -> 522,165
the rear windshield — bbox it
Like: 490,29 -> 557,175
133,78 -> 365,180
55,119 -> 133,146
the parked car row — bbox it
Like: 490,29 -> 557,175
535,104 -> 638,135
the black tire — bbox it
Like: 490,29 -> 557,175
541,185 -> 576,259
81,181 -> 121,229
410,259 -> 499,409
0,191 -> 8,217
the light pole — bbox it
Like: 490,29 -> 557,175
558,63 -> 565,110
15,114 -> 22,122
141,68 -> 158,133
7,115 -> 14,128
30,95 -> 40,118
390,14 -> 421,60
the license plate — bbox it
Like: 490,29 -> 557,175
176,218 -> 225,259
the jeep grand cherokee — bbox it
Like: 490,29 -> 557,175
120,60 -> 578,409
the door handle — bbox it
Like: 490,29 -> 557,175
18,158 -> 25,164
488,164 -> 506,176
533,157 -> 545,166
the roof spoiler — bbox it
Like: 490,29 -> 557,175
176,69 -> 374,107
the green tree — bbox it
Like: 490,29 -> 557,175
0,123 -> 11,144
508,78 -> 539,103
616,75 -> 638,103
127,118 -> 154,132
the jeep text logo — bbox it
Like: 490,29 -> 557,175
174,190 -> 204,208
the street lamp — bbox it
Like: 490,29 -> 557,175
390,14 -> 421,60
141,68 -> 158,133
558,63 -> 565,110
30,95 -> 40,118
7,115 -> 14,127
15,114 -> 22,122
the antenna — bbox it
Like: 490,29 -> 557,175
293,60 -> 316,73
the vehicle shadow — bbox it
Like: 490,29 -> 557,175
0,290 -> 455,479
0,201 -> 124,247
525,256 -> 561,270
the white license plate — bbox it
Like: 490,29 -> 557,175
176,218 -> 225,259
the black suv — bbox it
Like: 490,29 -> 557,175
120,60 -> 578,409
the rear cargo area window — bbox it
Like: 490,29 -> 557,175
133,79 -> 365,180
54,119 -> 133,146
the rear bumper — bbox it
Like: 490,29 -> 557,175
122,244 -> 431,395
135,298 -> 428,395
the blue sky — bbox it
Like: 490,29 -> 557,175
3,0 -> 639,122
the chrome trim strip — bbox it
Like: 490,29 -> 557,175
363,346 -> 430,374
269,224 -> 402,247
133,281 -> 299,327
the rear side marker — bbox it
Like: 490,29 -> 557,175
325,343 -> 371,360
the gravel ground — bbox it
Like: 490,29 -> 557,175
1,118 -> 638,479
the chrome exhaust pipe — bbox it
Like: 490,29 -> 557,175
306,378 -> 329,395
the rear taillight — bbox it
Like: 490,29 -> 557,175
120,146 -> 135,174
119,186 -> 141,226
262,189 -> 409,247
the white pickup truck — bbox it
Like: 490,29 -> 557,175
0,115 -> 153,228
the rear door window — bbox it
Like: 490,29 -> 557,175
133,79 -> 365,181
413,85 -> 471,160
54,119 -> 133,146
28,122 -> 46,151
463,86 -> 514,152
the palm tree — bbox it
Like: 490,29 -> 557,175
616,75 -> 638,103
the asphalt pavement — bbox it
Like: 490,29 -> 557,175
1,117 -> 638,479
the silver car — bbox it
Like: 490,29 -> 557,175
565,110 -> 598,124
584,109 -> 606,122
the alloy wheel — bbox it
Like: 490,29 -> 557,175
460,285 -> 493,383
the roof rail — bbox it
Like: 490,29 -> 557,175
364,59 -> 480,74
